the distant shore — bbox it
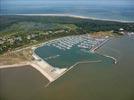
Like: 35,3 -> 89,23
6,14 -> 133,23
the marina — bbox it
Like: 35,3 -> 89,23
1,36 -> 134,100
45,35 -> 107,51
0,0 -> 134,99
0,34 -> 116,85
33,34 -> 115,83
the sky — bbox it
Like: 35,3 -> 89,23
1,0 -> 134,6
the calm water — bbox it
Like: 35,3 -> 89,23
35,45 -> 114,68
1,1 -> 134,21
0,36 -> 134,100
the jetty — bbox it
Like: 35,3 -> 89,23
90,39 -> 109,53
0,35 -> 117,86
0,60 -> 67,83
31,53 -> 67,82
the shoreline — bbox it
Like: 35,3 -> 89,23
0,59 -> 102,87
0,35 -> 117,86
46,60 -> 102,87
1,13 -> 134,23
90,38 -> 110,53
89,37 -> 118,64
0,62 -> 29,69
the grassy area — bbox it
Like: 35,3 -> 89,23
91,31 -> 114,37
0,47 -> 33,65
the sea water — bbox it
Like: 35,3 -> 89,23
1,0 -> 134,22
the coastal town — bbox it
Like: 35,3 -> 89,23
0,15 -> 134,87
0,29 -> 71,54
0,33 -> 116,85
1,0 -> 134,99
0,27 -> 134,55
1,27 -> 133,84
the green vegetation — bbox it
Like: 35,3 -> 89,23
0,15 -> 134,54
0,22 -> 77,36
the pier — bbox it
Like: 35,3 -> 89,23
90,39 -> 109,53
0,60 -> 67,83
31,53 -> 67,82
0,35 -> 117,86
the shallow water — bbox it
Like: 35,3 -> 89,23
0,66 -> 49,100
0,36 -> 134,100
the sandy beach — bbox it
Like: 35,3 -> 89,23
15,14 -> 134,23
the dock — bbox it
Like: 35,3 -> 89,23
0,35 -> 115,87
90,39 -> 109,53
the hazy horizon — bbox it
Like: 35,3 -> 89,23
0,0 -> 134,21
